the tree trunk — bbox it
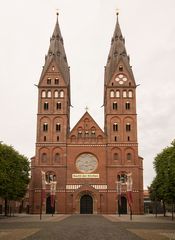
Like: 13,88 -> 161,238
4,198 -> 8,216
163,201 -> 166,217
172,201 -> 174,221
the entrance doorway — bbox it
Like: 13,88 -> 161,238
80,195 -> 93,214
46,195 -> 55,214
118,196 -> 127,214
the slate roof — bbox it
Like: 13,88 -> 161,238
39,14 -> 70,84
105,14 -> 135,84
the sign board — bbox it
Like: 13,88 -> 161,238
72,174 -> 99,179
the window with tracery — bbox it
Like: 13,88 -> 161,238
56,123 -> 61,131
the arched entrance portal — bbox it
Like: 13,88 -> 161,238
118,196 -> 127,214
80,195 -> 93,214
46,195 -> 55,214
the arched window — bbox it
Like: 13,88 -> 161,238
47,90 -> 51,98
78,131 -> 82,138
116,90 -> 120,98
85,131 -> 89,137
91,130 -> 96,137
55,153 -> 60,163
41,153 -> 47,162
128,90 -> 133,98
43,123 -> 48,131
119,65 -> 123,71
113,123 -> 118,131
54,90 -> 59,98
41,90 -> 46,98
56,102 -> 61,109
56,123 -> 61,131
44,102 -> 49,110
47,78 -> 51,85
126,123 -> 131,131
127,153 -> 132,160
60,90 -> 64,98
123,90 -> 127,98
114,153 -> 119,160
46,171 -> 56,183
110,90 -> 115,98
125,101 -> 130,110
113,102 -> 118,110
55,78 -> 59,85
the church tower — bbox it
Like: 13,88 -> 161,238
29,13 -> 70,213
104,13 -> 143,214
29,12 -> 143,215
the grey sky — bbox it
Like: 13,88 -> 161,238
0,0 -> 175,188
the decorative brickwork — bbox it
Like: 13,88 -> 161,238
29,14 -> 144,214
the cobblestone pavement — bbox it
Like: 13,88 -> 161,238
0,214 -> 174,240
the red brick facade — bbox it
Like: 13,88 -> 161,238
29,14 -> 144,214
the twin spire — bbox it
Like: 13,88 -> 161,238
105,13 -> 133,83
41,12 -> 132,85
40,12 -> 70,84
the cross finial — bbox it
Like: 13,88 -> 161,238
85,106 -> 89,112
56,9 -> 59,18
116,8 -> 119,16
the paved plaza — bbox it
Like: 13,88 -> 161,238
0,214 -> 174,240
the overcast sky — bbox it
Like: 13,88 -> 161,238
0,0 -> 175,189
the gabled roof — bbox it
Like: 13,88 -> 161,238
39,13 -> 70,84
105,13 -> 135,84
69,111 -> 105,137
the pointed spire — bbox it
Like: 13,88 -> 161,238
40,12 -> 70,84
105,12 -> 133,83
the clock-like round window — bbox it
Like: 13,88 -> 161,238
115,74 -> 128,85
76,153 -> 98,173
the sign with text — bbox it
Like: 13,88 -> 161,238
72,174 -> 99,179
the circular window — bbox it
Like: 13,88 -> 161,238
76,153 -> 98,173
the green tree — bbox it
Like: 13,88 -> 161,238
149,140 -> 175,219
0,143 -> 30,215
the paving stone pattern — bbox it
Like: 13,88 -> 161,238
0,214 -> 174,240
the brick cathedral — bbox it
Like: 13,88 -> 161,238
29,13 -> 144,214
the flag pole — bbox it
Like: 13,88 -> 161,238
40,188 -> 43,220
116,181 -> 121,217
40,171 -> 46,220
126,173 -> 133,221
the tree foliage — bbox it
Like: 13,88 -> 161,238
149,140 -> 175,204
0,143 -> 30,201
